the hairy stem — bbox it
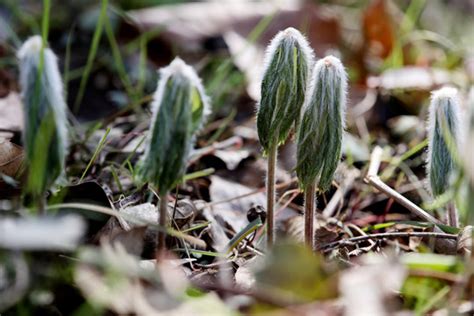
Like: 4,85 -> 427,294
304,182 -> 316,250
158,192 -> 168,259
446,201 -> 459,228
266,144 -> 277,249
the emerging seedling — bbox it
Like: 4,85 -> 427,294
296,56 -> 347,249
426,87 -> 461,227
18,36 -> 69,213
138,57 -> 209,257
256,27 -> 313,248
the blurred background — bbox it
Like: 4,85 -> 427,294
1,0 -> 472,121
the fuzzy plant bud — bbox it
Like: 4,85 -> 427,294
256,27 -> 313,152
18,35 -> 68,198
296,56 -> 347,191
426,87 -> 461,197
138,57 -> 210,194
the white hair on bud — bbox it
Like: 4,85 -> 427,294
426,86 -> 461,195
17,35 -> 43,59
303,55 -> 348,131
427,87 -> 461,150
150,57 -> 211,130
18,35 -> 69,163
296,55 -> 348,189
261,27 -> 314,82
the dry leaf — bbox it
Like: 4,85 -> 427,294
207,176 -> 264,234
235,257 -> 261,290
110,226 -> 147,257
367,66 -> 451,90
362,0 -> 395,59
76,244 -> 189,314
129,1 -> 300,51
0,138 -> 23,178
0,215 -> 86,251
340,254 -> 406,316
0,92 -> 23,133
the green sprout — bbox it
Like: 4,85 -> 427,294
426,87 -> 461,227
138,57 -> 210,257
18,35 -> 69,214
296,56 -> 347,249
256,27 -> 313,248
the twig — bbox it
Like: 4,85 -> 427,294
447,202 -> 459,228
364,146 -> 442,226
319,231 -> 458,252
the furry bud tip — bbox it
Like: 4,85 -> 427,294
257,27 -> 314,152
138,57 -> 211,194
296,55 -> 347,191
18,35 -> 68,198
426,86 -> 461,197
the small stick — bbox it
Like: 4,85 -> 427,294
304,182 -> 316,249
364,146 -> 442,226
447,202 -> 459,228
319,231 -> 458,252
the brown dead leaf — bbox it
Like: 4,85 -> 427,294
362,0 -> 395,59
0,137 -> 23,178
283,215 -> 341,247
0,92 -> 23,133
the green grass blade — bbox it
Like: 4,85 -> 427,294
103,13 -> 136,102
73,0 -> 109,113
225,217 -> 263,254
79,127 -> 111,182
